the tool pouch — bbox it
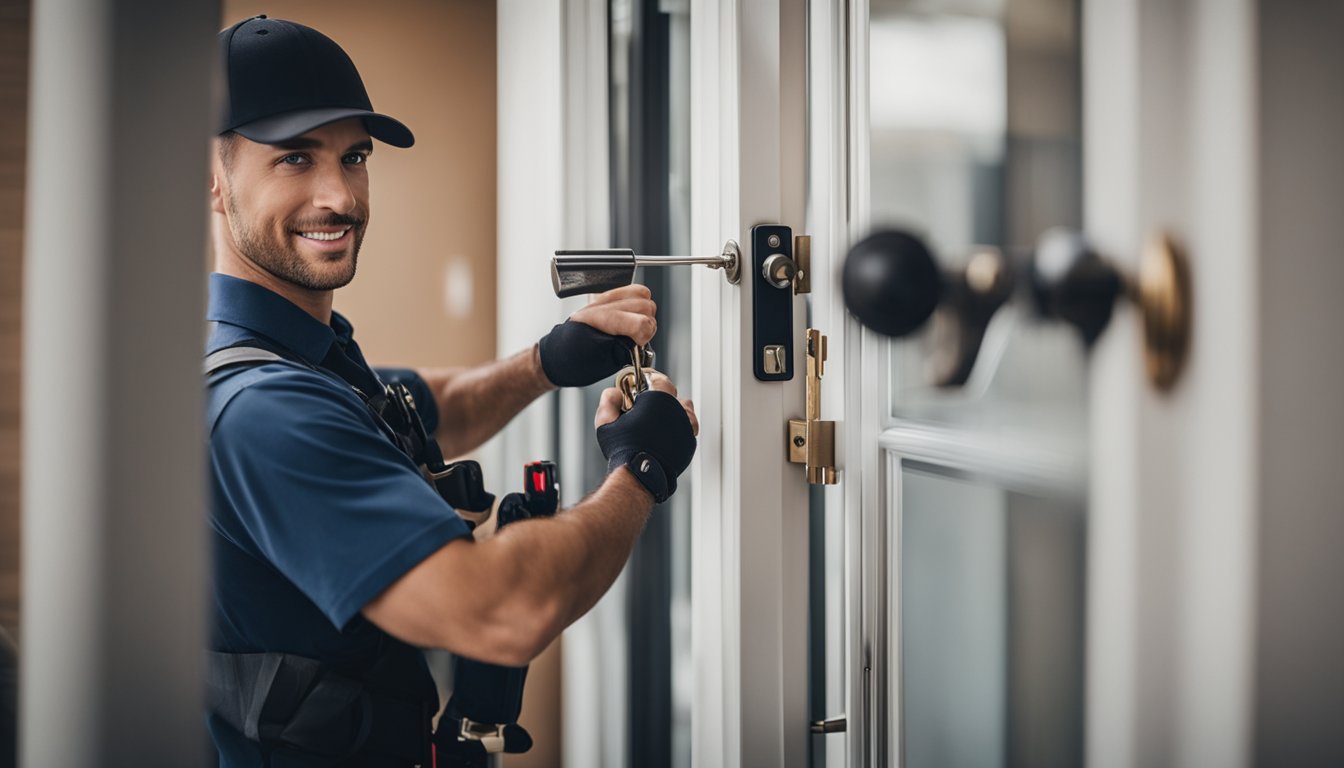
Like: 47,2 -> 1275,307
434,462 -> 558,766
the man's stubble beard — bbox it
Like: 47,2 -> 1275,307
225,190 -> 366,292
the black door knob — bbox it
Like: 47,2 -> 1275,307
841,229 -> 942,338
1030,228 -> 1124,346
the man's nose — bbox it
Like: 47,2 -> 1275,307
311,163 -> 358,214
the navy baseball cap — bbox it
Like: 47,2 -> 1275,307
217,15 -> 414,148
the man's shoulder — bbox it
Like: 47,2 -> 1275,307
208,360 -> 367,437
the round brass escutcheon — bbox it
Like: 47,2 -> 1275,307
1136,232 -> 1191,391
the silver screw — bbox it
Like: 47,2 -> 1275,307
640,459 -> 652,473
793,435 -> 806,448
767,234 -> 781,248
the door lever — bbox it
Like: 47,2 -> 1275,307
551,240 -> 741,297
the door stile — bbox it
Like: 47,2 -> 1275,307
1084,1 -> 1259,766
689,6 -> 734,766
841,1 -> 896,766
689,0 -> 810,766
804,1 -> 854,767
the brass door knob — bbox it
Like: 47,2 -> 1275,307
1031,228 -> 1191,389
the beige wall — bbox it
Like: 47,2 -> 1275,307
0,0 -> 29,643
221,0 -> 498,369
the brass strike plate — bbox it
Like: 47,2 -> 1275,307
787,328 -> 838,485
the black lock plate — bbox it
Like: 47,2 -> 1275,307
752,224 -> 794,381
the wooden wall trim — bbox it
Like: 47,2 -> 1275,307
0,0 -> 30,642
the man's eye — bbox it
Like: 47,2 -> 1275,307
280,154 -> 308,166
343,153 -> 368,165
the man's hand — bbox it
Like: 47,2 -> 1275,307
537,285 -> 657,387
593,372 -> 697,431
594,372 -> 698,503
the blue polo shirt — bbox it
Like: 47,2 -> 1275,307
205,273 -> 471,766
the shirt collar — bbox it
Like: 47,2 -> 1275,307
206,273 -> 356,363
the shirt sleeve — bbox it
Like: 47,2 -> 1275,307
376,367 -> 439,434
210,367 -> 469,629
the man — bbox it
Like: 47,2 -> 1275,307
205,16 -> 698,766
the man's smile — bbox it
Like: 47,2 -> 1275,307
292,225 -> 357,253
297,227 -> 350,242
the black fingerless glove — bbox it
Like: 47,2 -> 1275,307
537,320 -> 634,387
595,391 -> 697,504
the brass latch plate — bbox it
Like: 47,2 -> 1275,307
787,328 -> 837,485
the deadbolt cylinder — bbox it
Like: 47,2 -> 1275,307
762,253 -> 798,289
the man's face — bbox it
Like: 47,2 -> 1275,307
213,119 -> 373,291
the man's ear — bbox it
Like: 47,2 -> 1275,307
208,171 -> 227,215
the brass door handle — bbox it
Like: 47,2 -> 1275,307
840,227 -> 1191,391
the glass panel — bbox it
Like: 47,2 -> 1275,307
868,3 -> 1088,766
868,0 -> 1085,429
901,465 -> 1085,768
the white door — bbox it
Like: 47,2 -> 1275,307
686,1 -> 811,767
683,1 -> 1336,767
687,1 -> 1091,765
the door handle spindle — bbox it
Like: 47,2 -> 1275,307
551,241 -> 741,297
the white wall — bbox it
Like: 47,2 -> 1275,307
497,0 -> 567,359
496,3 -> 631,766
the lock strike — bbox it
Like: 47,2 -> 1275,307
787,328 -> 837,485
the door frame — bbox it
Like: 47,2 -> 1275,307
687,1 -> 810,765
804,0 -> 877,765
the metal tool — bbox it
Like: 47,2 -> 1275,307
551,241 -> 741,297
615,344 -> 656,412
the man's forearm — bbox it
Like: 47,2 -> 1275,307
491,468 -> 653,630
416,345 -> 554,458
360,468 -> 653,665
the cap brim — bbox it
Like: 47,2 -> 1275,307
233,106 -> 415,148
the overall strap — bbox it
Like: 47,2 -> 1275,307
204,346 -> 289,375
204,341 -> 417,460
